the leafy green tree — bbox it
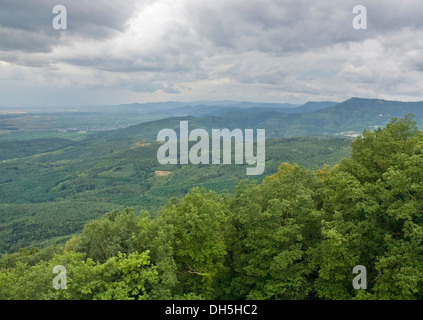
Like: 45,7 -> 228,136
229,163 -> 322,300
0,250 -> 158,300
0,260 -> 52,300
147,212 -> 179,300
155,188 -> 230,299
315,115 -> 423,299
74,208 -> 150,263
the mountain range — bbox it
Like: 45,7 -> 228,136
90,98 -> 423,140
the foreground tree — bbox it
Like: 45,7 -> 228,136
154,188 -> 230,299
229,163 -> 323,299
315,115 -> 423,299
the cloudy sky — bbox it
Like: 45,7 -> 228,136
1,0 -> 423,107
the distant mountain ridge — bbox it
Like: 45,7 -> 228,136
90,98 -> 423,140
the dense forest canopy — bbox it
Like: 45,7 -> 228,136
1,114 -> 422,300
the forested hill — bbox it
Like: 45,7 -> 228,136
90,98 -> 423,140
1,115 -> 423,300
0,136 -> 351,254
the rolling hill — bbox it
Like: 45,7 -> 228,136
90,98 -> 423,140
0,134 -> 351,254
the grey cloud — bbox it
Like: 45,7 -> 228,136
186,0 -> 423,54
129,81 -> 165,93
162,86 -> 181,94
365,1 -> 423,31
127,79 -> 181,94
63,52 -> 203,74
0,0 -> 143,52
1,0 -> 423,105
0,27 -> 54,53
3,0 -> 423,68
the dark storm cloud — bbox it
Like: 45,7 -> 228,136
0,0 -> 142,52
187,0 -> 423,54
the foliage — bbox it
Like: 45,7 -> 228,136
1,115 -> 423,300
0,135 -> 350,254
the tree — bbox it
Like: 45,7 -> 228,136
229,163 -> 322,299
315,114 -> 423,299
155,188 -> 230,299
73,208 -> 151,263
0,250 -> 158,300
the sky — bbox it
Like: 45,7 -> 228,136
1,0 -> 423,107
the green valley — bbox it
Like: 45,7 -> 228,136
0,132 -> 351,253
